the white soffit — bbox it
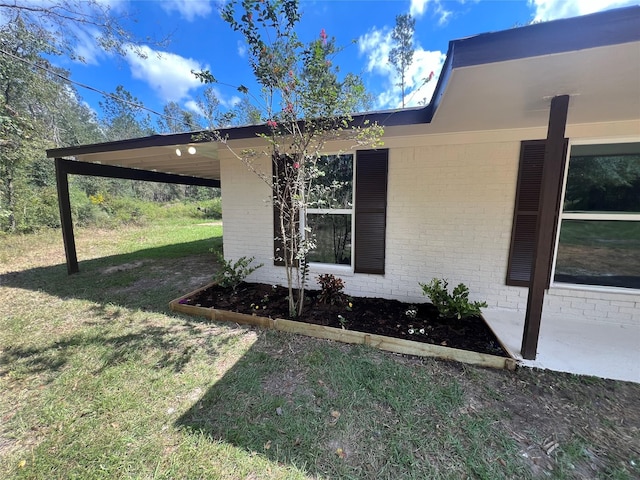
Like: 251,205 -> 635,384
430,42 -> 640,133
72,142 -> 221,180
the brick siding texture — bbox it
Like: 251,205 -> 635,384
220,140 -> 639,327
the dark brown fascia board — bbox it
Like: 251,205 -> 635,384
451,5 -> 640,69
46,106 -> 434,160
47,132 -> 211,158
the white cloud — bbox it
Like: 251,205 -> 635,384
433,2 -> 453,26
404,49 -> 446,107
73,26 -> 104,65
184,99 -> 204,116
530,0 -> 637,21
237,40 -> 247,57
359,28 -> 394,76
160,0 -> 213,22
410,0 -> 429,17
124,45 -> 207,102
359,27 -> 445,109
410,0 -> 453,25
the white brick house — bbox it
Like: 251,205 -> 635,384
48,7 -> 640,380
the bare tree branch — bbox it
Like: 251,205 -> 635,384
0,1 -> 170,61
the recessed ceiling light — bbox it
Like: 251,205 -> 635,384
187,146 -> 197,155
175,148 -> 182,156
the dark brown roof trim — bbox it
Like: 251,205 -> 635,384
451,5 -> 640,69
46,106 -> 434,158
47,132 -> 207,158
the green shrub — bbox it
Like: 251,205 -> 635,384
193,198 -> 222,219
420,278 -> 488,320
213,252 -> 263,292
103,196 -> 147,225
17,187 -> 61,231
69,188 -> 107,227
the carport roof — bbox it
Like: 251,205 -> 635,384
46,5 -> 640,181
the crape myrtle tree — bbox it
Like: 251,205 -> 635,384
194,0 -> 383,317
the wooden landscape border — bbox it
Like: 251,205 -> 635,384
169,283 -> 518,371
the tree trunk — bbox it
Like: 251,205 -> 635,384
7,173 -> 16,232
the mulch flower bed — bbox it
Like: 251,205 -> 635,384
179,282 -> 508,357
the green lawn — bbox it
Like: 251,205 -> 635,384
1,218 -> 638,479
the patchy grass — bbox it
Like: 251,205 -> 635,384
1,220 -> 639,479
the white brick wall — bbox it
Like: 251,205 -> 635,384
219,152 -> 281,281
220,127 -> 640,328
383,141 -> 525,307
544,288 -> 639,326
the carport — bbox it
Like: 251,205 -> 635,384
47,132 -> 222,275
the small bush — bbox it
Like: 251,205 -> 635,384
17,187 -> 61,232
70,188 -> 109,227
317,274 -> 346,305
104,196 -> 147,225
194,198 -> 222,219
214,252 -> 263,292
420,278 -> 488,320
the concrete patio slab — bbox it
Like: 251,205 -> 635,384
484,309 -> 640,383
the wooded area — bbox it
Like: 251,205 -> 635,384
0,14 -> 254,234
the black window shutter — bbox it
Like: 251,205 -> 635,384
507,141 -> 545,286
272,155 -> 288,266
355,149 -> 388,274
506,140 -> 567,287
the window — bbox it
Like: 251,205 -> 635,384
272,148 -> 389,275
306,153 -> 354,265
554,142 -> 640,289
272,148 -> 388,274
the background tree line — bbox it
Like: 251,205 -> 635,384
0,18 -> 259,234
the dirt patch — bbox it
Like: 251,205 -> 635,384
450,363 -> 640,478
107,257 -> 215,296
263,369 -> 314,402
181,282 -> 507,357
101,260 -> 148,275
0,433 -> 18,458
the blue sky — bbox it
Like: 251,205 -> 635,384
49,0 -> 638,124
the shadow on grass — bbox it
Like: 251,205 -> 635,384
174,338 -> 379,478
1,323 -> 242,379
0,236 -> 221,310
173,335 -> 531,479
0,236 -> 227,378
0,231 -> 526,478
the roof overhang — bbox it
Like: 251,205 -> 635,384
46,5 -> 640,179
428,40 -> 640,134
48,133 -> 222,181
